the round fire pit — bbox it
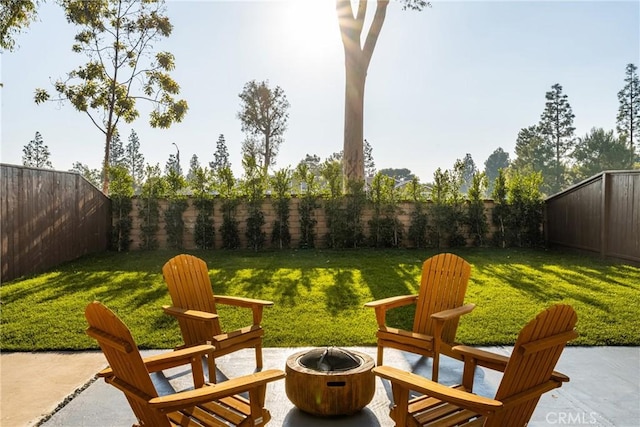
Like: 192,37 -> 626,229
285,347 -> 375,416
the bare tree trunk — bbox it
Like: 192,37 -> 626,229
337,0 -> 389,188
102,130 -> 111,194
343,59 -> 366,183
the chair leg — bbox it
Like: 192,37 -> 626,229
377,345 -> 384,366
256,344 -> 263,369
432,352 -> 439,383
206,354 -> 216,384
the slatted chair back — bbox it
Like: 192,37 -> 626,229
413,253 -> 471,342
85,301 -> 170,427
487,304 -> 578,426
163,254 -> 223,343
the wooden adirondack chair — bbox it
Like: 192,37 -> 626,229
373,304 -> 579,426
162,254 -> 274,379
85,301 -> 285,427
365,253 -> 474,382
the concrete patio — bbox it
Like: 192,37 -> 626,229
3,346 -> 639,426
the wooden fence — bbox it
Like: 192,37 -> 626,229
545,170 -> 640,263
1,164 -> 111,282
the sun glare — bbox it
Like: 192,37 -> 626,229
280,0 -> 341,61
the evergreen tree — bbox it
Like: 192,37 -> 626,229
570,128 -> 635,182
617,63 -> 640,152
109,130 -> 125,167
458,153 -> 477,195
210,134 -> 231,172
512,125 -> 554,195
165,153 -> 182,176
483,147 -> 510,197
22,131 -> 52,168
364,139 -> 376,177
124,130 -> 145,193
538,83 -> 575,193
187,154 -> 200,182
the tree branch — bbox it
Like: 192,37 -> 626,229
362,0 -> 389,70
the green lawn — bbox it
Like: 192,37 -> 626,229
1,248 -> 638,351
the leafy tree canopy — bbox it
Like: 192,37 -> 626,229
570,128 -> 635,183
378,168 -> 416,182
0,0 -> 38,52
34,0 -> 187,193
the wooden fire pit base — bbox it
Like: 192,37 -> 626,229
285,349 -> 375,416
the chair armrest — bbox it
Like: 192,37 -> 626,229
364,295 -> 417,327
162,306 -> 218,322
215,295 -> 274,308
98,345 -> 215,378
452,345 -> 571,390
373,365 -> 502,416
364,294 -> 417,309
431,304 -> 475,322
142,344 -> 215,373
149,369 -> 286,412
452,345 -> 509,372
215,296 -> 274,325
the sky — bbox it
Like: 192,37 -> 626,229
1,0 -> 639,183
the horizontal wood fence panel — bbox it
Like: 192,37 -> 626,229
1,164 -> 111,282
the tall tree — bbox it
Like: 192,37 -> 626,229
483,147 -> 510,197
35,0 -> 188,194
458,153 -> 477,195
210,134 -> 231,172
109,131 -> 125,167
364,138 -> 376,177
187,154 -> 200,182
22,131 -> 53,168
0,0 -> 38,51
336,0 -> 429,184
379,167 -> 416,182
70,161 -> 101,188
124,130 -> 145,192
570,128 -> 635,182
165,153 -> 182,176
299,154 -> 322,176
538,83 -> 575,193
617,63 -> 640,152
512,125 -> 554,195
238,80 -> 290,177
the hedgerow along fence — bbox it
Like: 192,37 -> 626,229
3,164 -> 637,282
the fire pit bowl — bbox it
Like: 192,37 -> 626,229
285,347 -> 375,416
